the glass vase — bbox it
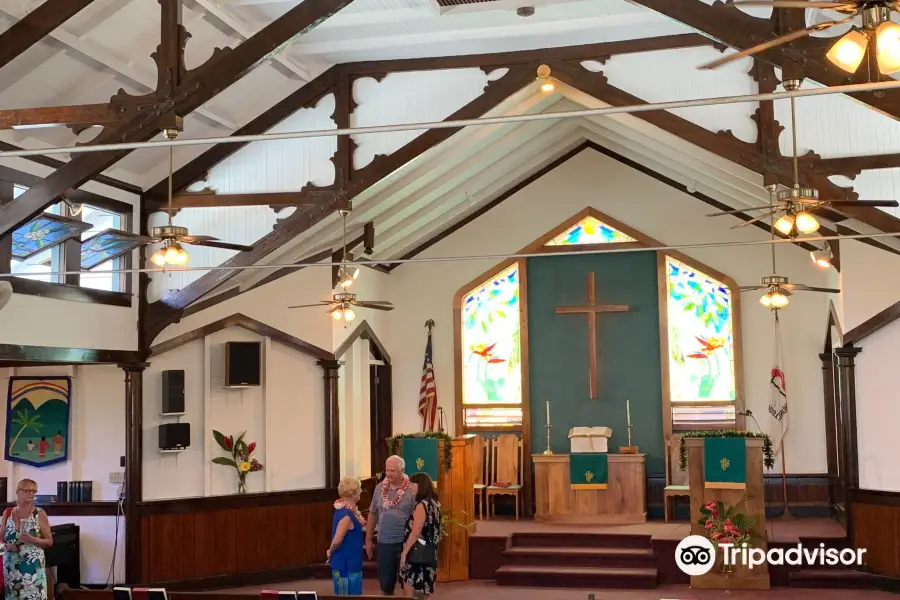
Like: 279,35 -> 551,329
237,477 -> 247,494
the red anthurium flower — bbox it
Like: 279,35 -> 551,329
248,441 -> 256,454
224,436 -> 233,449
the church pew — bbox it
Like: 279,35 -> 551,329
60,590 -> 394,600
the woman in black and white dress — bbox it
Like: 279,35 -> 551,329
399,472 -> 441,598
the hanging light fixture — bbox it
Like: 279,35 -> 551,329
760,289 -> 790,309
536,64 -> 555,93
149,131 -> 191,267
826,7 -> 900,75
810,246 -> 833,270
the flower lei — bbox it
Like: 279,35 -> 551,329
381,475 -> 410,509
334,500 -> 366,527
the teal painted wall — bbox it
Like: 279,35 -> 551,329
526,252 -> 665,476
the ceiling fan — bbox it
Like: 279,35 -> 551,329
148,129 -> 254,267
707,79 -> 898,234
0,281 -> 11,312
699,1 -> 900,75
288,208 -> 393,323
741,187 -> 841,309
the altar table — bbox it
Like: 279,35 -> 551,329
533,453 -> 647,524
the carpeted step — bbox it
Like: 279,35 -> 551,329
502,546 -> 656,568
509,532 -> 652,549
789,569 -> 877,589
495,564 -> 658,589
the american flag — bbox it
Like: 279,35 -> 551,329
419,324 -> 438,432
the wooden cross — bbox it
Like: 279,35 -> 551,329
555,272 -> 630,399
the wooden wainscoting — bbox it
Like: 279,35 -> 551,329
135,488 -> 335,589
850,489 -> 900,578
645,473 -> 831,520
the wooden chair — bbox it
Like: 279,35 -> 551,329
664,434 -> 690,522
487,434 -> 523,520
472,435 -> 489,519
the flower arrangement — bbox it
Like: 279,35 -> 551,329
678,429 -> 774,471
698,497 -> 757,574
212,430 -> 263,494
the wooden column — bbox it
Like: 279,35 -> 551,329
819,351 -> 842,519
318,359 -> 341,489
835,347 -> 862,493
120,362 -> 147,584
436,435 -> 476,583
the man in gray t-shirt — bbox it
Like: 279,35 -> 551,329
366,455 -> 416,595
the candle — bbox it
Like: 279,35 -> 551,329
546,400 -> 550,424
626,399 -> 631,427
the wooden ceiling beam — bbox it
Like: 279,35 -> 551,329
0,0 -> 98,71
0,103 -> 132,130
145,34 -> 715,201
142,65 -> 539,345
158,190 -> 329,209
625,0 -> 900,120
0,0 -> 356,239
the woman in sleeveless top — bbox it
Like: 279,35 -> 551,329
399,472 -> 442,598
327,477 -> 365,596
3,478 -> 53,600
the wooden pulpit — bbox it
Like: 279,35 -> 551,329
685,436 -> 770,590
436,435 -> 477,582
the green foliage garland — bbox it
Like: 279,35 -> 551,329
678,429 -> 774,471
386,431 -> 453,472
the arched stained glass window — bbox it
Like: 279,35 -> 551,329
664,256 -> 736,426
461,262 -> 523,428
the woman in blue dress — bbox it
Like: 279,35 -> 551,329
327,477 -> 365,595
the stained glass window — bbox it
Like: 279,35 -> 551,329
544,216 -> 636,246
665,256 -> 736,404
11,214 -> 90,260
81,229 -> 150,270
461,263 -> 522,428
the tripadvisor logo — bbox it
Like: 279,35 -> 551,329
675,535 -> 866,575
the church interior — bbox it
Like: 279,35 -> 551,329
2,0 -> 900,598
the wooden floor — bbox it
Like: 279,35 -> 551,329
470,515 -> 847,542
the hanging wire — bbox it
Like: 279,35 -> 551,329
4,229 -> 900,279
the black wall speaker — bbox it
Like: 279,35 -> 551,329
225,341 -> 262,387
159,423 -> 190,450
161,369 -> 185,415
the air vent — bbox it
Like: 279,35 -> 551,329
437,0 -> 500,6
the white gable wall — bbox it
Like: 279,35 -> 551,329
855,317 -> 900,492
384,147 -> 832,474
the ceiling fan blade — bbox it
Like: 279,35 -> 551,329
353,301 -> 395,310
698,15 -> 855,70
180,234 -> 220,243
739,286 -> 767,291
784,284 -> 841,293
730,210 -> 777,229
732,1 -> 856,8
186,239 -> 254,252
288,302 -> 334,309
698,28 -> 814,70
707,205 -> 777,216
828,200 -> 900,208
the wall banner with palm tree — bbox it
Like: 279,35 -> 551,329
4,377 -> 70,467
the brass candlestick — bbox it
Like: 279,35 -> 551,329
543,423 -> 553,455
619,423 -> 639,454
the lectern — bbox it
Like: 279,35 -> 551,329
684,436 -> 770,590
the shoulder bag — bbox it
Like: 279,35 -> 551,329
406,502 -> 437,567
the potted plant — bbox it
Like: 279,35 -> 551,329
212,430 -> 264,494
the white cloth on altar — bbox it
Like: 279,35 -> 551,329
568,426 -> 612,453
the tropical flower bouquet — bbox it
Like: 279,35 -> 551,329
212,430 -> 263,494
698,498 -> 756,577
